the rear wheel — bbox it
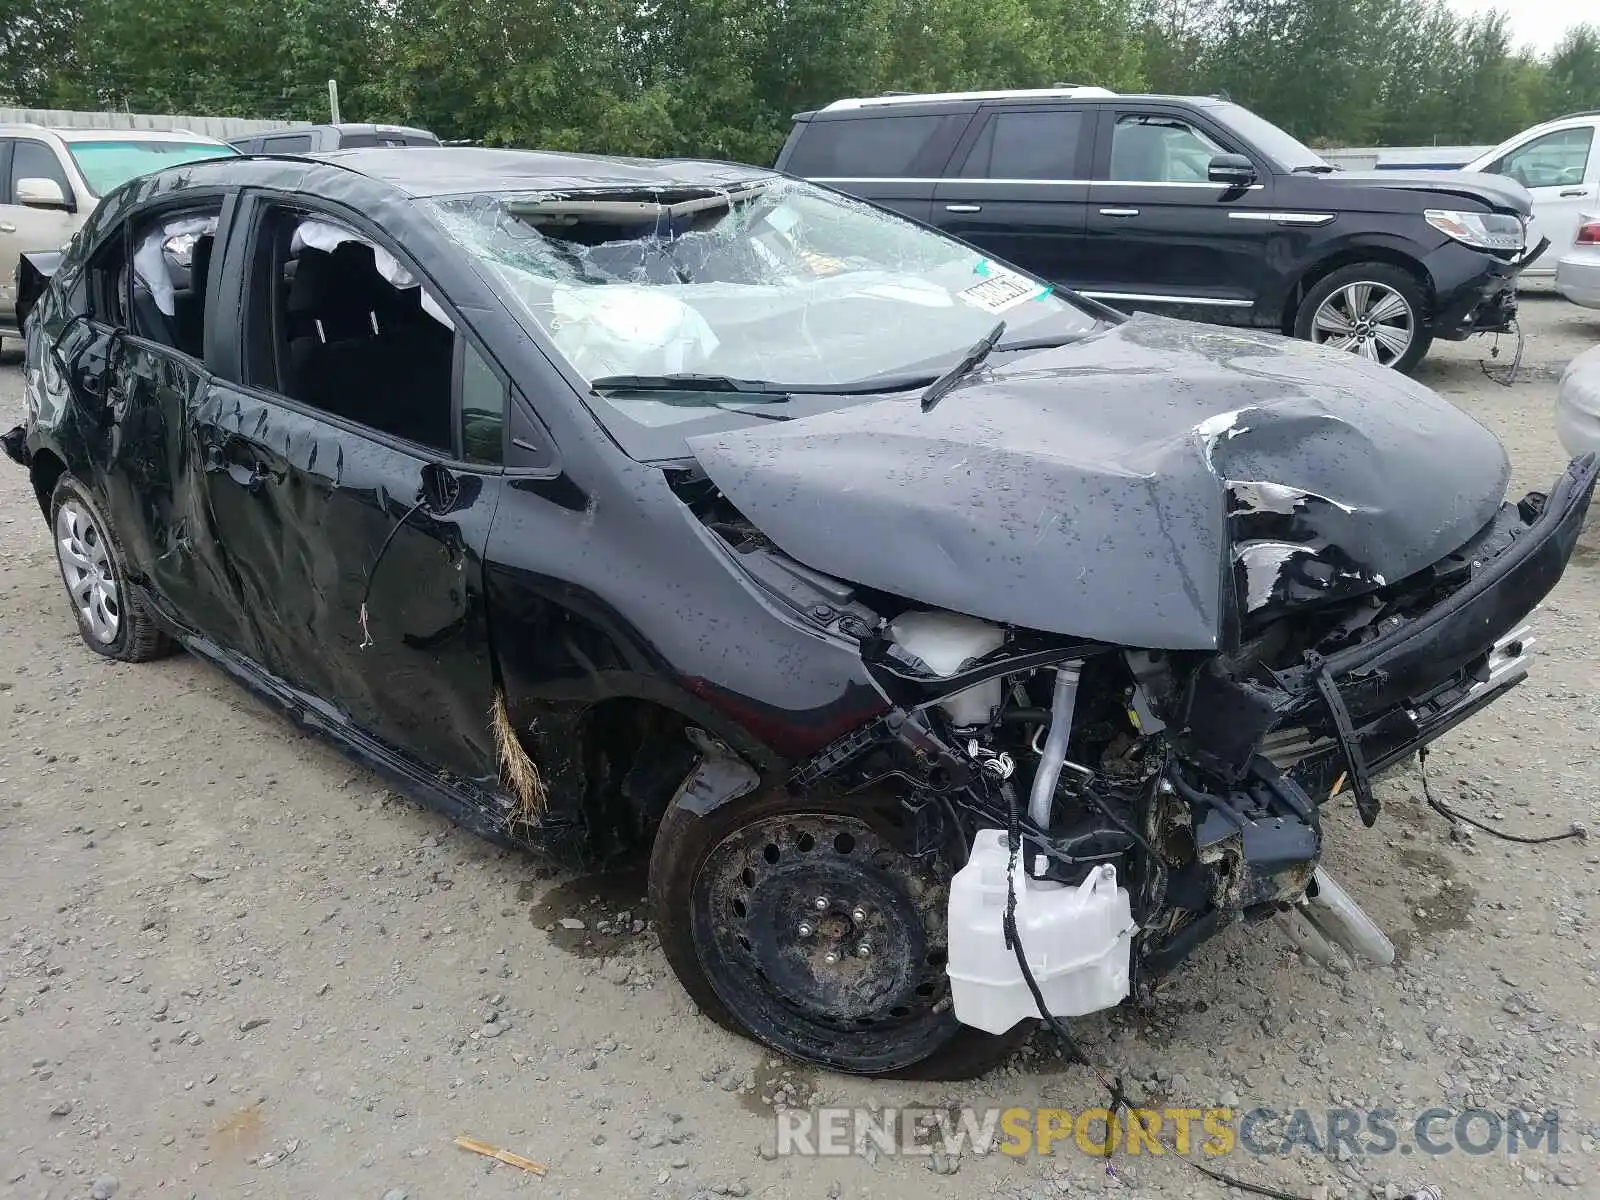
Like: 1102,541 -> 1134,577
1294,263 -> 1431,373
649,783 -> 1032,1078
49,475 -> 172,662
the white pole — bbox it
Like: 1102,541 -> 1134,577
328,79 -> 342,124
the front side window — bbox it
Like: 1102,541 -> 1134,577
427,175 -> 1103,457
242,207 -> 463,454
960,110 -> 1084,180
9,139 -> 72,200
64,140 -> 237,198
1491,128 -> 1593,189
127,205 -> 222,357
1110,115 -> 1228,182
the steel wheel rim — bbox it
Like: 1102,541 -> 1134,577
55,500 -> 120,644
691,810 -> 960,1072
1311,281 -> 1414,366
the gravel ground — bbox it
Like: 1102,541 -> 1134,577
1,298 -> 1598,1200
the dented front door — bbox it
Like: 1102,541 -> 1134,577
192,385 -> 504,784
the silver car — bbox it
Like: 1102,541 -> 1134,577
1557,344 -> 1600,465
1555,211 -> 1600,310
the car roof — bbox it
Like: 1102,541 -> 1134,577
820,86 -> 1118,111
199,146 -> 777,198
0,124 -> 229,146
804,89 -> 1224,117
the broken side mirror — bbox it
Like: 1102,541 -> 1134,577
16,177 -> 73,212
1208,154 -> 1257,188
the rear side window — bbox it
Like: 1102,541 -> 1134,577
783,114 -> 944,178
341,133 -> 439,148
262,133 -> 315,154
959,110 -> 1085,180
126,205 -> 223,358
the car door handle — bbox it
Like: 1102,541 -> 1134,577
1560,188 -> 1590,197
0,222 -> 16,234
944,204 -> 982,214
1099,207 -> 1140,217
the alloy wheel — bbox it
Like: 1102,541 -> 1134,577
55,499 -> 121,644
1310,281 -> 1415,367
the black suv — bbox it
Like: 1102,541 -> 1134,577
777,88 -> 1541,372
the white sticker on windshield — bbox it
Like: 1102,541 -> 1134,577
958,261 -> 1049,314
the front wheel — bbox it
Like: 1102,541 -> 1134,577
1294,263 -> 1432,373
649,783 -> 1032,1078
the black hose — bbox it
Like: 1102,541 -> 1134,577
1418,745 -> 1585,845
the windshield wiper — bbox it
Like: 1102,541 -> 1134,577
920,320 -> 1006,413
591,373 -> 793,396
996,332 -> 1087,353
590,372 -> 933,397
1291,164 -> 1338,174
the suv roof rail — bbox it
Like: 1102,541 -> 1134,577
823,86 -> 1117,111
1553,109 -> 1600,122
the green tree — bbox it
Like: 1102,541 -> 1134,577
1544,24 -> 1600,118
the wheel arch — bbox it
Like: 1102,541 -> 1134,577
1280,247 -> 1435,336
29,447 -> 69,519
508,687 -> 777,865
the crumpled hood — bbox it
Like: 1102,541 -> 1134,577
685,314 -> 1511,650
1318,169 -> 1533,216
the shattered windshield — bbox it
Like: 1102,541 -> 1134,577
426,176 -> 1100,445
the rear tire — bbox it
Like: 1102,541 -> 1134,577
649,782 -> 1033,1079
49,475 -> 172,662
1294,263 -> 1432,374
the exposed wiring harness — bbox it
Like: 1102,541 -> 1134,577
356,494 -> 431,649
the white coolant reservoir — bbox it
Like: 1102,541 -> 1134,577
947,829 -> 1136,1034
886,611 -> 1006,727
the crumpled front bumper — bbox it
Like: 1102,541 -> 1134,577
1267,454 -> 1598,803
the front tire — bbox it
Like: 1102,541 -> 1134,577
649,783 -> 1032,1079
49,475 -> 172,662
1295,263 -> 1432,373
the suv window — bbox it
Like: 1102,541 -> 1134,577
262,133 -> 315,154
784,114 -> 945,178
125,205 -> 222,357
959,110 -> 1084,179
1490,127 -> 1593,189
1110,114 -> 1226,182
242,206 -> 473,455
9,139 -> 72,200
340,133 -> 439,149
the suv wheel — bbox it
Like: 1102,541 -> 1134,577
1294,263 -> 1431,373
49,475 -> 172,662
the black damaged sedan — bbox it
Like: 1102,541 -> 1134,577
5,149 -> 1595,1078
